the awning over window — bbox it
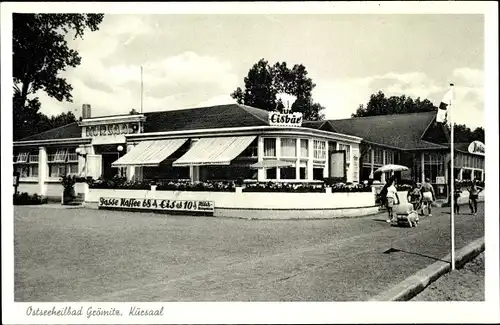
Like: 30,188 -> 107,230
112,139 -> 188,168
173,136 -> 257,167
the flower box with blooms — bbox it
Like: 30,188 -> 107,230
156,181 -> 236,192
243,182 -> 326,193
13,192 -> 48,205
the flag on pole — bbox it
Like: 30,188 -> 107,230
436,87 -> 453,123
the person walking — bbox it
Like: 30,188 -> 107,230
420,178 -> 436,217
453,185 -> 462,215
468,179 -> 483,215
385,177 -> 400,223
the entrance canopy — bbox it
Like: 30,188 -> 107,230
112,139 -> 188,167
173,136 -> 256,167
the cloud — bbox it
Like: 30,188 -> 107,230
313,68 -> 484,128
36,48 -> 238,117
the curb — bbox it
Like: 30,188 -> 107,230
369,237 -> 485,301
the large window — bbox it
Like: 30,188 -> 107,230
240,138 -> 258,158
338,144 -> 351,162
47,148 -> 78,178
385,150 -> 394,165
14,151 -> 39,178
280,138 -> 297,158
264,138 -> 276,157
313,140 -> 326,160
474,170 -> 482,181
200,166 -> 257,181
300,139 -> 309,158
373,148 -> 384,165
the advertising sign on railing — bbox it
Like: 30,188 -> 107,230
98,197 -> 215,214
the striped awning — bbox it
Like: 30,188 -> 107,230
112,139 -> 188,167
172,136 -> 256,167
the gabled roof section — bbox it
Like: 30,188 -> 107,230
18,122 -> 82,141
143,104 -> 270,133
311,111 -> 448,150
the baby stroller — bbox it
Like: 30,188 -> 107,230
392,202 -> 419,228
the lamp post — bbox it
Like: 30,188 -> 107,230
75,147 -> 88,177
117,145 -> 124,177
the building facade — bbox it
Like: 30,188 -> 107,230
13,105 -> 484,200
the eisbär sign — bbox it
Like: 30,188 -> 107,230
98,197 -> 215,213
467,140 -> 485,156
268,112 -> 303,127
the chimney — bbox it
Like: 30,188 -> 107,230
82,104 -> 91,119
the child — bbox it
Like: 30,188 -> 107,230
407,182 -> 422,214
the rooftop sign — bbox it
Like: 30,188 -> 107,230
268,112 -> 303,127
468,140 -> 485,156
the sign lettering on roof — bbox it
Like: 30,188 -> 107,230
467,141 -> 485,156
268,112 -> 303,127
85,123 -> 140,137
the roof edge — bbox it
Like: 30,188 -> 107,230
18,122 -> 80,142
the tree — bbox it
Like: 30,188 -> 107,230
13,13 -> 104,140
37,112 -> 77,135
231,59 -> 325,120
355,91 -> 485,144
351,91 -> 436,117
445,124 -> 486,144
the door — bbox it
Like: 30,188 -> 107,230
329,150 -> 346,181
101,153 -> 119,179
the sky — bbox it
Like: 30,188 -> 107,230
33,13 -> 485,128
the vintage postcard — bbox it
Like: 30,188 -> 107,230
2,1 -> 499,324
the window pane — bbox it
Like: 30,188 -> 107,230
31,165 -> 39,177
462,169 -> 472,180
313,167 -> 324,180
313,140 -> 326,160
266,168 -> 277,179
68,163 -> 79,175
264,138 -> 276,157
49,164 -> 61,177
300,139 -> 309,157
474,170 -> 482,181
280,167 -> 296,180
280,138 -> 297,157
339,144 -> 351,162
299,167 -> 307,180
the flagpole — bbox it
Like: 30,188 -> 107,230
450,83 -> 456,271
140,66 -> 144,114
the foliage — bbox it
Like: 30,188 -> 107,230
353,91 -> 485,144
13,192 -> 48,205
243,182 -> 325,193
89,176 -> 151,190
157,181 -> 236,192
230,58 -> 325,120
330,183 -> 372,193
242,182 -> 371,193
455,180 -> 485,189
13,13 -> 104,140
352,91 -> 437,118
61,175 -> 77,201
444,124 -> 485,144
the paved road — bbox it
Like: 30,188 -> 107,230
14,203 -> 484,301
